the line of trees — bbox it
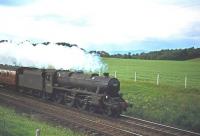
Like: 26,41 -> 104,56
90,47 -> 200,60
1,40 -> 200,61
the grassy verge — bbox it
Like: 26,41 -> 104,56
0,105 -> 83,136
103,58 -> 200,132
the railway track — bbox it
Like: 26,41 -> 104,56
0,88 -> 199,136
119,115 -> 200,136
0,88 -> 139,136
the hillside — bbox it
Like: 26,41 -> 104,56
188,58 -> 200,62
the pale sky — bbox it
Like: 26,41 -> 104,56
0,0 -> 200,52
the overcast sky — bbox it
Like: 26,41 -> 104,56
0,0 -> 200,52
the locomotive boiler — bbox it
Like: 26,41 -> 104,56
0,65 -> 128,117
56,71 -> 120,95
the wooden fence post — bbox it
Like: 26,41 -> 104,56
134,72 -> 137,82
185,76 -> 187,89
157,74 -> 160,85
35,128 -> 40,136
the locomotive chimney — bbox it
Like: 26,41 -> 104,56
103,73 -> 109,77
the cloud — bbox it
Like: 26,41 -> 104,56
182,22 -> 200,39
0,0 -> 200,51
32,14 -> 89,27
0,0 -> 34,6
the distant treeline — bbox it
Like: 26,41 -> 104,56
90,47 -> 200,60
1,40 -> 200,60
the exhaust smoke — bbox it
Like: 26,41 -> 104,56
0,40 -> 107,72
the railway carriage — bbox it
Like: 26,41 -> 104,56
17,68 -> 55,98
0,65 -> 17,86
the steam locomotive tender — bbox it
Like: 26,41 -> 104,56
0,65 -> 128,116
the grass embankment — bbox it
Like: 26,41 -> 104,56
103,58 -> 200,132
0,106 -> 83,136
188,58 -> 200,62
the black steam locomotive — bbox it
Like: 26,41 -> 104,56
0,65 -> 128,116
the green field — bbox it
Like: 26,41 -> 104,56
103,58 -> 200,132
1,58 -> 199,135
0,106 -> 83,136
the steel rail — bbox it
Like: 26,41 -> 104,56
120,115 -> 200,136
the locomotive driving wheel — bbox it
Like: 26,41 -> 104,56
103,107 -> 113,116
76,99 -> 87,110
63,92 -> 75,107
65,98 -> 74,107
88,105 -> 96,113
64,95 -> 74,107
55,92 -> 64,104
112,110 -> 121,117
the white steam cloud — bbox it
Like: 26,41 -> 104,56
0,41 -> 107,72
